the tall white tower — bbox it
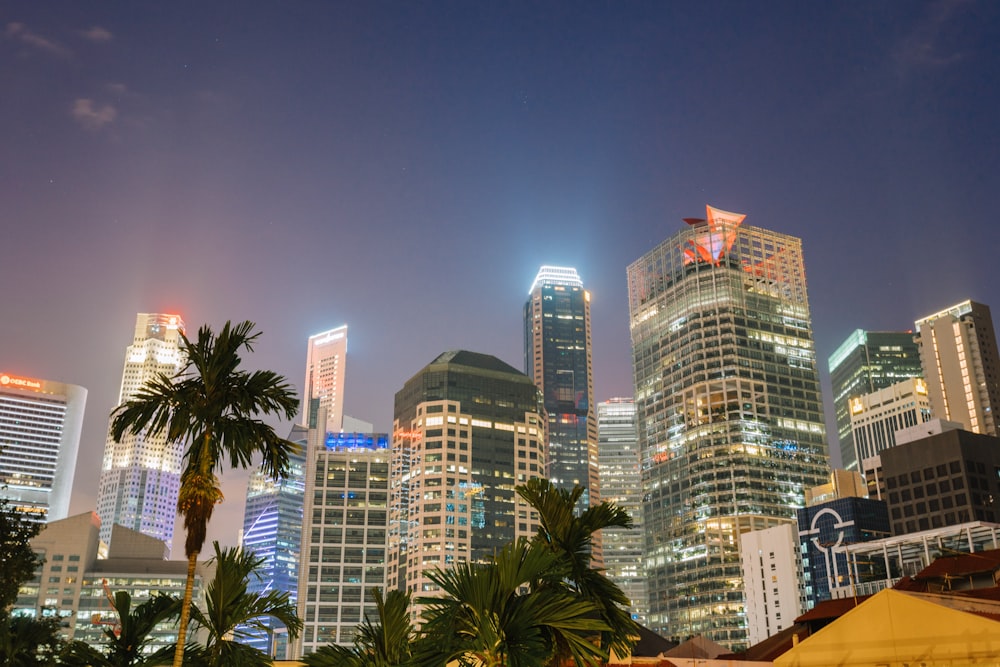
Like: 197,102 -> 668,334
96,313 -> 186,553
302,325 -> 347,432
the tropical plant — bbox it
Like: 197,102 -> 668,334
413,540 -> 610,667
189,542 -> 302,667
0,490 -> 43,609
516,478 -> 641,661
109,320 -> 300,667
0,614 -> 63,667
61,591 -> 181,667
302,588 -> 413,667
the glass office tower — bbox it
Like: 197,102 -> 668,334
627,205 -> 829,649
524,266 -> 599,513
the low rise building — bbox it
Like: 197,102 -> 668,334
13,512 -> 210,650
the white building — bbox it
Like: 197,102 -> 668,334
739,522 -> 805,645
0,373 -> 86,522
96,313 -> 186,553
302,326 -> 348,433
849,378 -> 932,465
596,398 -> 647,623
296,429 -> 389,655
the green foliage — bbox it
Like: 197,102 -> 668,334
302,588 -> 413,667
414,540 -> 610,667
516,478 -> 641,661
61,591 -> 180,667
108,321 -> 300,667
189,542 -> 302,667
0,614 -> 63,667
0,492 -> 43,610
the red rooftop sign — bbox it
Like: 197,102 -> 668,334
0,374 -> 42,389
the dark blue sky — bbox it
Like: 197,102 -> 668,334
3,1 -> 999,555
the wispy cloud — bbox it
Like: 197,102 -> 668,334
81,26 -> 112,43
105,82 -> 128,95
71,98 -> 117,130
5,21 -> 72,58
893,0 -> 971,73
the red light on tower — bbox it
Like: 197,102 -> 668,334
681,204 -> 746,265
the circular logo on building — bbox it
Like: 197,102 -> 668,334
1,375 -> 9,385
803,507 -> 855,553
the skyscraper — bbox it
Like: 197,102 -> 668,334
524,266 -> 598,512
302,325 -> 348,433
389,351 -> 545,600
627,205 -> 830,649
828,330 -> 923,471
239,423 -> 308,658
914,300 -> 1000,437
0,373 -> 87,522
96,313 -> 186,552
297,430 -> 389,653
596,398 -> 647,623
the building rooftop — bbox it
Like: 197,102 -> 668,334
428,350 -> 523,376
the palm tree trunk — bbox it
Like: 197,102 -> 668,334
172,550 -> 199,667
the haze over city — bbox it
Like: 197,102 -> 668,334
3,1 -> 999,557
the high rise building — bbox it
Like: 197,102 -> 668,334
828,330 -> 923,472
914,300 -> 1000,437
0,373 -> 86,522
596,398 -> 647,622
524,266 -> 598,512
96,313 -> 186,553
297,431 -> 389,653
239,423 -> 308,659
302,326 -> 348,432
389,351 -> 545,601
627,205 -> 830,649
849,377 -> 932,469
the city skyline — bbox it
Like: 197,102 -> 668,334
3,2 -> 1000,555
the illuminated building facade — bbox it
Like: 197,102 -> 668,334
239,423 -> 308,659
0,373 -> 86,522
303,325 -> 348,432
13,512 -> 209,648
389,351 -> 544,604
627,205 -> 830,649
524,266 -> 599,512
914,300 -> 1000,437
596,398 -> 647,623
828,330 -> 923,471
849,378 -> 932,467
297,431 -> 389,653
96,313 -> 186,553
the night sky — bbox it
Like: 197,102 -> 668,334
3,2 -> 999,557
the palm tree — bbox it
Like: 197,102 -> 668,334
302,588 -> 413,667
516,478 -> 640,662
61,591 -> 181,667
413,540 -> 610,667
110,321 -> 299,667
0,614 -> 63,667
190,542 -> 302,667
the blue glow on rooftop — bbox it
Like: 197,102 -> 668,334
324,432 -> 389,451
